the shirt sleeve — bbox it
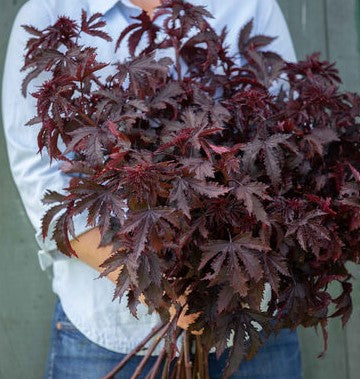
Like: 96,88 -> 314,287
1,1 -> 93,271
254,0 -> 297,62
253,0 -> 298,96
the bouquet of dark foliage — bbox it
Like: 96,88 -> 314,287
21,0 -> 360,378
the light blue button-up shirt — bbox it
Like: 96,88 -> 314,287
2,0 -> 296,354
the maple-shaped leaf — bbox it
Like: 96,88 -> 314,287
136,250 -> 165,295
245,279 -> 266,312
80,10 -> 112,42
126,286 -> 144,318
98,251 -> 127,279
174,216 -> 208,257
117,207 -> 179,257
155,124 -> 193,154
241,133 -> 294,185
207,143 -> 232,155
248,34 -> 277,52
221,309 -> 271,379
156,108 -> 224,158
242,309 -> 272,361
98,253 -> 133,306
246,49 -> 285,88
73,48 -> 109,82
91,87 -> 128,121
121,157 -> 177,207
40,203 -> 67,241
261,251 -> 290,295
177,303 -> 202,330
181,108 -> 224,156
63,179 -> 128,240
39,190 -> 79,257
114,52 -> 172,97
238,18 -> 276,55
181,29 -> 221,71
112,267 -> 131,303
301,128 -> 340,158
115,10 -> 160,55
60,160 -> 96,176
32,75 -> 76,122
107,121 -> 132,150
50,211 -> 78,257
285,210 -> 331,258
237,19 -> 255,53
64,126 -> 115,166
22,16 -> 79,69
98,251 -> 147,311
157,0 -> 214,37
216,285 -> 237,314
148,81 -> 184,116
21,48 -> 70,97
232,176 -> 271,224
221,325 -> 247,379
237,19 -> 285,87
187,177 -> 231,198
169,177 -> 192,218
41,189 -> 68,205
192,88 -> 231,130
142,283 -> 164,313
200,233 -> 269,295
22,24 -> 43,37
340,182 -> 359,200
305,194 -> 337,216
179,157 -> 215,181
216,145 -> 244,177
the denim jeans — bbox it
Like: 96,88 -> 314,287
44,296 -> 302,379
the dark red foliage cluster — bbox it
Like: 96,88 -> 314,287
22,0 -> 360,377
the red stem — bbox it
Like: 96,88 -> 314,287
101,322 -> 165,379
175,342 -> 184,379
161,356 -> 171,379
130,322 -> 172,379
145,347 -> 166,379
183,331 -> 192,379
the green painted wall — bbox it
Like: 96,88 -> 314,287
0,1 -> 359,378
278,1 -> 360,378
0,1 -> 56,378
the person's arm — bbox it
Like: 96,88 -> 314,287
2,1 -> 113,281
69,228 -> 121,284
254,0 -> 298,96
3,0 -> 164,285
68,0 -> 163,283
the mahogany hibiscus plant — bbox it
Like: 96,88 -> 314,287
21,0 -> 360,378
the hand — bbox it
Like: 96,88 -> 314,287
70,227 -> 121,284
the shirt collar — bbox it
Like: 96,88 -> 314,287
89,0 -> 141,16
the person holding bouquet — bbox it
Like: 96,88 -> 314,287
2,0 -> 302,378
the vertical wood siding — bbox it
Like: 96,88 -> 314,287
0,2 -> 55,378
278,1 -> 360,378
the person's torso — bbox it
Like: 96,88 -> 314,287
39,0 -> 270,354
